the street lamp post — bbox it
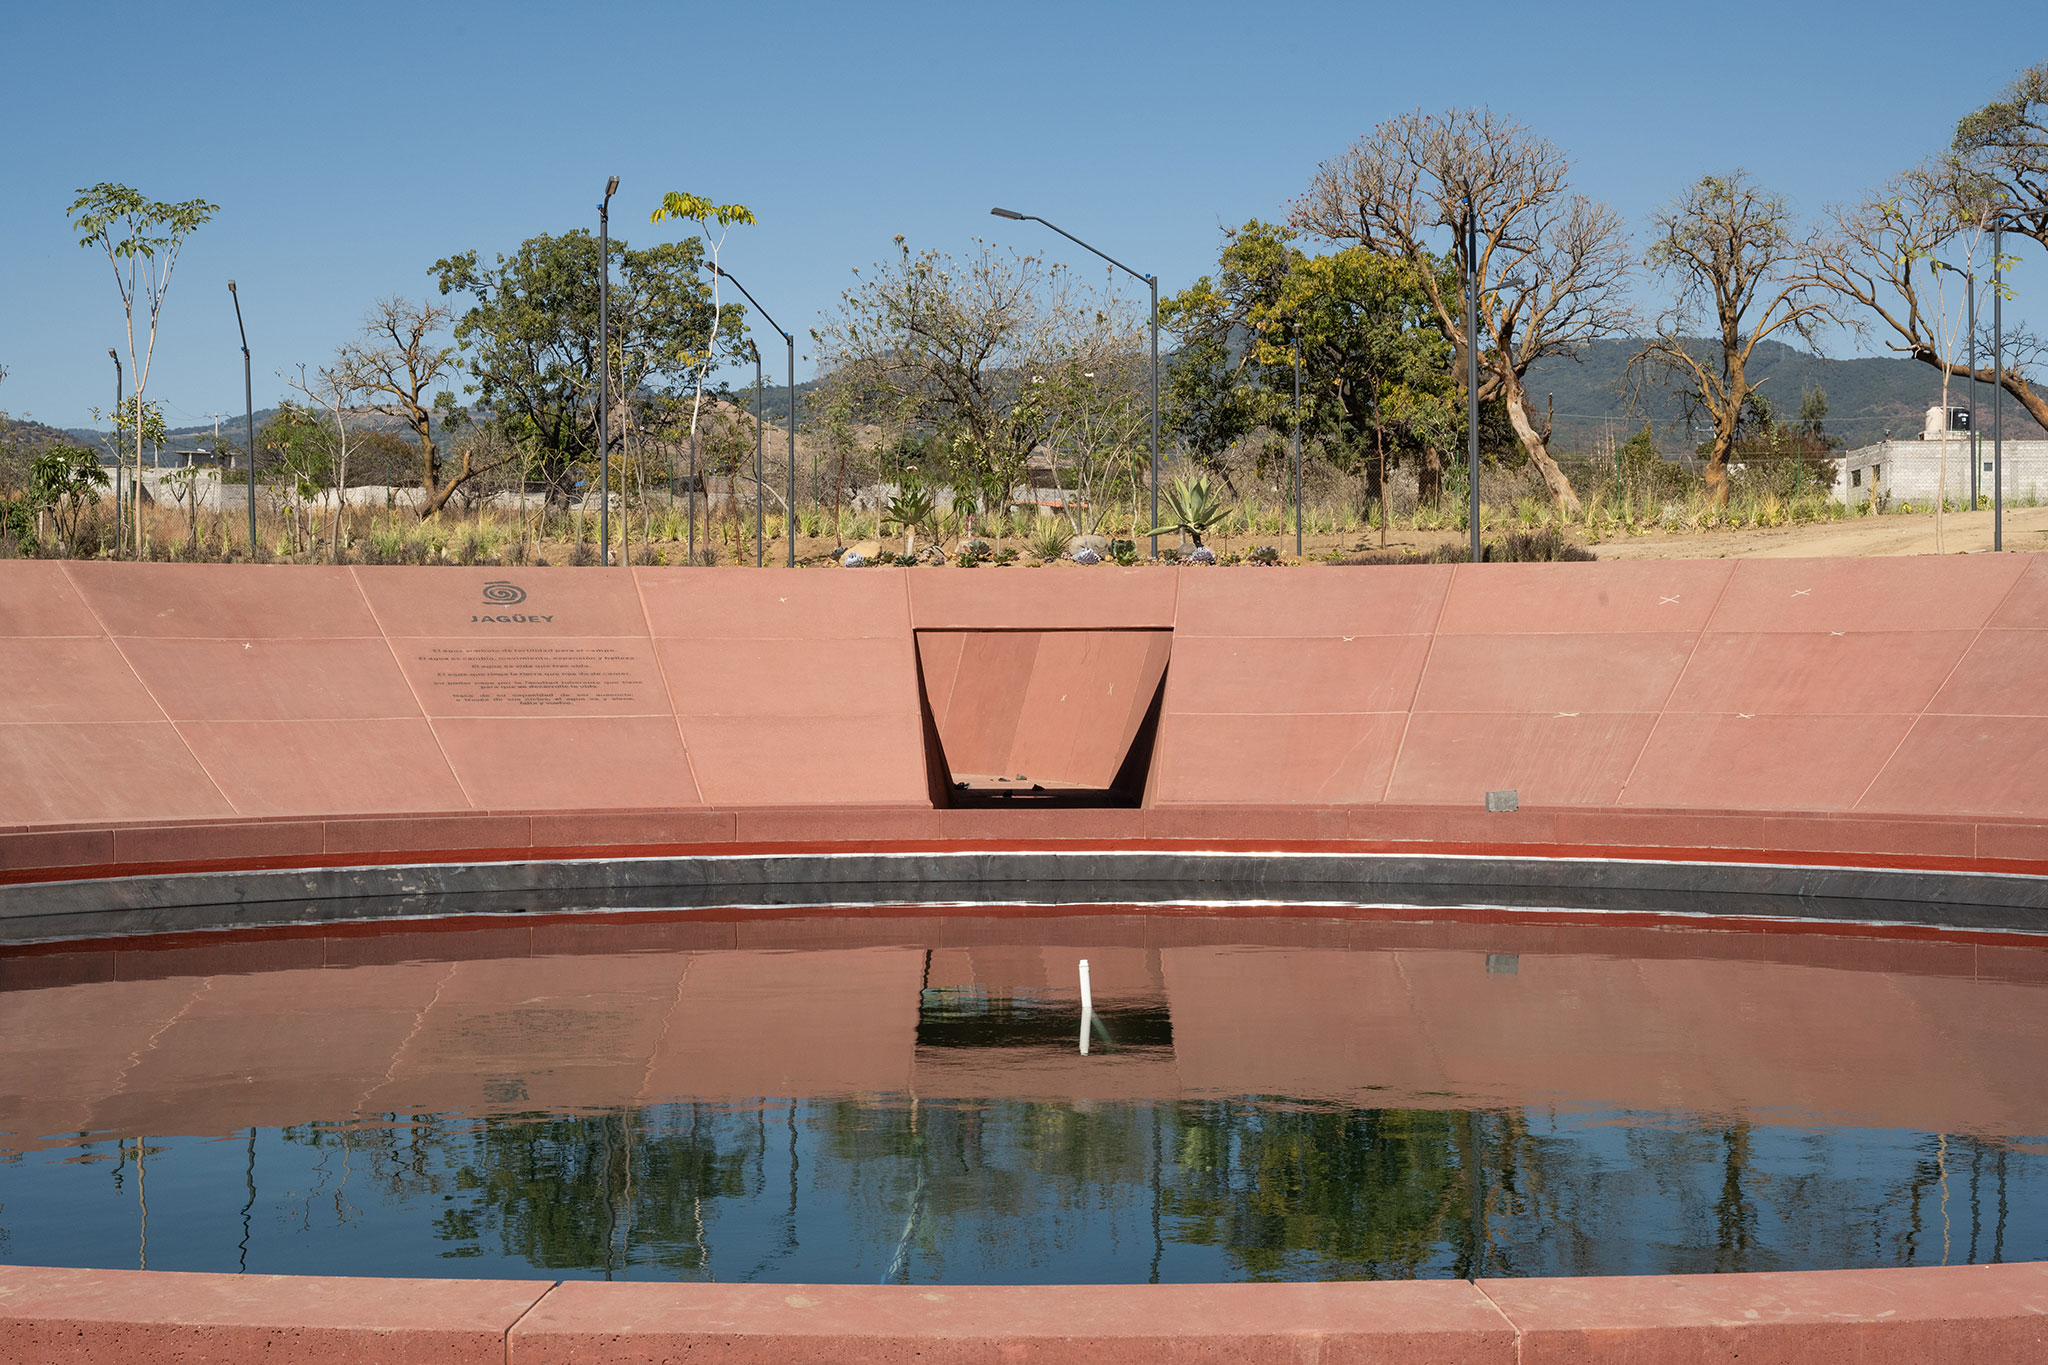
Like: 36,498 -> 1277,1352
991,208 -> 1160,559
227,281 -> 255,555
1292,328 -> 1303,557
598,175 -> 619,567
707,262 -> 798,566
1994,225 -> 2005,551
1460,198 -> 1527,565
1931,258 -> 1981,512
752,341 -> 765,566
1464,199 -> 1482,564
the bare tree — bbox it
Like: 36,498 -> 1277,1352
336,297 -> 504,518
1953,59 -> 2048,251
812,237 -> 1123,532
1294,107 -> 1633,515
285,363 -> 360,562
1808,166 -> 2048,434
1630,172 -> 1836,506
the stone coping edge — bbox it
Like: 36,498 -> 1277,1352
0,1261 -> 2042,1363
0,846 -> 2044,946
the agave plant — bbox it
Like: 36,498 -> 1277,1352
882,477 -> 937,555
1146,474 -> 1233,549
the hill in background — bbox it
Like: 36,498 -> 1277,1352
1525,338 -> 2045,453
19,340 -> 2040,472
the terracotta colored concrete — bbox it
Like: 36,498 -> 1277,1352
64,561 -> 383,638
0,562 -> 104,636
909,565 -> 1177,630
4,556 -> 2046,828
920,629 -> 1168,789
0,1263 -> 2040,1364
1479,1262 -> 2048,1363
434,715 -> 702,810
505,1279 -> 1517,1364
1706,554 -> 2031,634
175,718 -> 471,817
0,723 -> 232,826
0,638 -> 165,724
0,1263 -> 552,1364
1863,714 -> 2048,819
1933,628 -> 2048,716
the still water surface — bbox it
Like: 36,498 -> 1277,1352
1,911 -> 2043,1282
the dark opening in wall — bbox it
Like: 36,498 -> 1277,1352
914,629 -> 1171,809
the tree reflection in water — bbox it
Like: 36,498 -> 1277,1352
183,1100 -> 2034,1284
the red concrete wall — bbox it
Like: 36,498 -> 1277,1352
1,1261 -> 2042,1362
3,555 -> 2045,829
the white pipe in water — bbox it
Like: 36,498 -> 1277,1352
1078,958 -> 1093,1056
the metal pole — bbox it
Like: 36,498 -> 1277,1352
598,178 -> 616,567
787,332 -> 797,567
754,344 -> 764,568
1994,227 -> 2004,552
110,351 -> 122,552
229,282 -> 255,555
1969,274 -> 1979,510
1292,330 -> 1302,557
988,211 -> 1157,557
1149,274 -> 1160,561
1465,199 -> 1482,564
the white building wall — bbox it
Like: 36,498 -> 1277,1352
1832,438 -> 2048,507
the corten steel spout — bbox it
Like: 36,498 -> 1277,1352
228,282 -> 255,554
992,208 -> 1160,559
598,175 -> 619,567
706,261 -> 798,566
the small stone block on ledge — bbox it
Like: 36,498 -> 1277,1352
1485,789 -> 1519,813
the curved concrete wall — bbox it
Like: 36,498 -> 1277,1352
1,1262 -> 2043,1362
3,555 -> 2045,828
5,559 -> 2048,1359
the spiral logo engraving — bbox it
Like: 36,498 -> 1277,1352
481,581 -> 527,606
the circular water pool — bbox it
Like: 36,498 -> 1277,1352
2,906 -> 2043,1284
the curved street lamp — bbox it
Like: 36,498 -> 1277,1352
227,282 -> 255,554
992,208 -> 1160,559
706,261 -> 798,567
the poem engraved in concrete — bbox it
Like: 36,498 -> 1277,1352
422,645 -> 647,708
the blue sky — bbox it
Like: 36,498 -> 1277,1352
2,0 -> 2040,429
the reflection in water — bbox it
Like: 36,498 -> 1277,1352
0,913 -> 2042,1282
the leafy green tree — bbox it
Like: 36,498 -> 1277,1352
1952,60 -> 2048,252
1163,221 -> 1459,508
432,230 -> 749,508
648,192 -> 758,470
69,183 -> 218,550
26,445 -> 109,552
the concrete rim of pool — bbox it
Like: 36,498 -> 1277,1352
4,557 -> 2046,1361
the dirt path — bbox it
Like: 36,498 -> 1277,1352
1588,505 -> 2048,560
